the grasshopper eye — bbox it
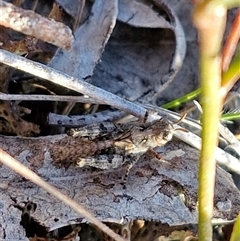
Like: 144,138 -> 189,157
155,132 -> 173,146
162,131 -> 173,141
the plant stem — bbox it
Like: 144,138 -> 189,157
161,88 -> 201,109
230,214 -> 240,241
193,2 -> 227,240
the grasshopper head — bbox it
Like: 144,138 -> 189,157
151,117 -> 175,146
153,114 -> 187,146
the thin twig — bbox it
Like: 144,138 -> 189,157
191,99 -> 240,156
0,49 -> 152,121
174,128 -> 240,175
218,123 -> 240,156
0,148 -> 127,241
221,8 -> 240,72
0,1 -> 73,50
0,93 -> 98,103
48,110 -> 126,127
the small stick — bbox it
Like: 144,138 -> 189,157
0,49 -> 152,122
0,93 -> 98,103
0,1 -> 73,50
48,110 -> 126,127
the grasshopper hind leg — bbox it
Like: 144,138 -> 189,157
76,153 -> 139,188
76,154 -> 125,170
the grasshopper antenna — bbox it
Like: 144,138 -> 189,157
174,113 -> 188,132
174,113 -> 187,125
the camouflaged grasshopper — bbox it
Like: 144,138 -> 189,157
50,115 -> 186,182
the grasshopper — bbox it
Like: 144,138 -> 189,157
50,115 -> 186,183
